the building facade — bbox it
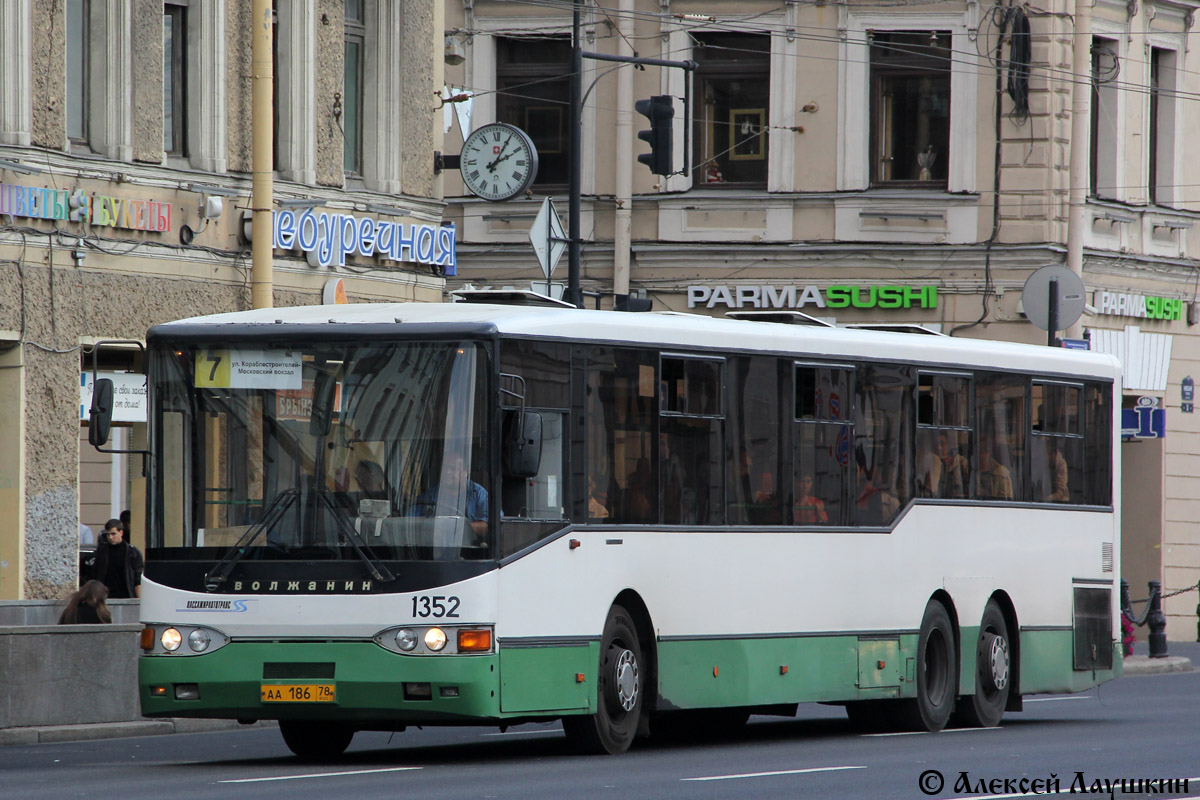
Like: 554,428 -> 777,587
0,0 -> 450,599
443,0 -> 1200,635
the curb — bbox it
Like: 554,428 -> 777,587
1120,655 -> 1193,676
0,718 -> 276,747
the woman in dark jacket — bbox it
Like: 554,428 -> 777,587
59,580 -> 113,624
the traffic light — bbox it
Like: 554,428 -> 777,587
635,95 -> 674,176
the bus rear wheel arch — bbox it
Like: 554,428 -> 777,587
563,604 -> 645,754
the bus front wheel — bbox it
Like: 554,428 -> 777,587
955,600 -> 1011,727
279,720 -> 354,760
563,604 -> 644,754
899,601 -> 957,732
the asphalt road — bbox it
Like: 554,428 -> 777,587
4,655 -> 1198,800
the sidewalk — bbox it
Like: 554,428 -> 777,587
1120,639 -> 1198,677
0,718 -> 275,747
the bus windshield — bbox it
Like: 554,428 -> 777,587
150,339 -> 492,563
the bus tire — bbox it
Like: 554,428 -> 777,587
956,600 -> 1011,728
563,604 -> 644,754
899,600 -> 957,732
279,720 -> 354,760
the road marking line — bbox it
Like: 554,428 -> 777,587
219,767 -> 422,783
864,727 -> 998,737
1023,696 -> 1092,702
682,765 -> 866,782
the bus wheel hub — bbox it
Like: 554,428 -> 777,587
983,632 -> 1009,692
612,648 -> 639,711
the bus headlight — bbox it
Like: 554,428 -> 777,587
188,629 -> 212,652
424,627 -> 448,651
395,628 -> 418,651
161,627 -> 183,651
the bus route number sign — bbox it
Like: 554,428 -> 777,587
261,684 -> 336,703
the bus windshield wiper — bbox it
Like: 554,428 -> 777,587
204,489 -> 299,592
314,490 -> 396,584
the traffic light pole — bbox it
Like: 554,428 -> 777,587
564,0 -> 695,309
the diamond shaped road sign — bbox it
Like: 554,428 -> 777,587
529,197 -> 568,280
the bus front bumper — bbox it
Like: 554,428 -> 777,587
139,640 -> 502,723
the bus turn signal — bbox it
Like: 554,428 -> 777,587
457,629 -> 492,652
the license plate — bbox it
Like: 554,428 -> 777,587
261,683 -> 336,703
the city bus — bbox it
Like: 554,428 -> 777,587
93,296 -> 1122,758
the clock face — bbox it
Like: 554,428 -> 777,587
460,123 -> 539,201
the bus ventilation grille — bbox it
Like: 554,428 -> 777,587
1101,542 -> 1113,573
263,662 -> 336,679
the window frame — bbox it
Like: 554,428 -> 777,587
66,0 -> 91,146
837,13 -> 975,193
163,1 -> 189,158
493,35 -> 571,191
343,0 -> 365,176
690,31 -> 772,188
868,30 -> 953,188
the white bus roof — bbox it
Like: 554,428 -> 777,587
156,302 -> 1121,381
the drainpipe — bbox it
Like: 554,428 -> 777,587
613,0 -> 634,309
251,0 -> 274,309
1064,0 -> 1092,338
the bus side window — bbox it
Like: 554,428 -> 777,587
853,362 -> 912,526
498,340 -> 571,556
728,356 -> 784,525
975,373 -> 1026,501
793,364 -> 853,525
586,347 -> 656,525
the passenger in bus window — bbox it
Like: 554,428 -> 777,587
414,455 -> 490,542
625,458 -> 653,522
976,433 -> 1014,500
935,432 -> 967,499
1040,439 -> 1070,503
588,475 -> 610,520
916,434 -> 942,498
793,473 -> 828,524
854,449 -> 899,525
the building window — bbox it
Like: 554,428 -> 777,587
163,2 -> 188,156
1149,47 -> 1176,206
495,37 -> 569,188
1090,37 -> 1119,198
692,32 -> 769,186
67,0 -> 90,144
343,0 -> 364,175
869,31 -> 951,186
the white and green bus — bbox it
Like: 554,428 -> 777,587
105,296 -> 1121,758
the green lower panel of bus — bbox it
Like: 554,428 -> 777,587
1016,630 -> 1123,693
654,629 -> 1119,711
655,634 -> 922,710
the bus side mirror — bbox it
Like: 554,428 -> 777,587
88,378 -> 115,447
309,372 -> 336,437
503,410 -> 542,478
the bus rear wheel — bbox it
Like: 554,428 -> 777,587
279,720 -> 354,760
898,601 -> 957,732
563,604 -> 644,754
955,600 -> 1011,728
